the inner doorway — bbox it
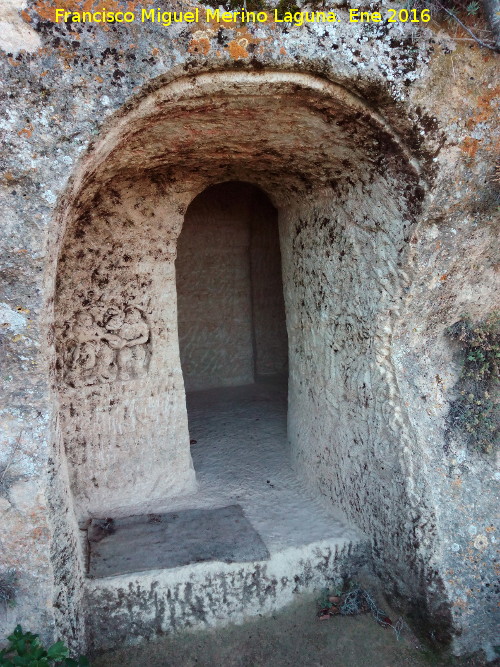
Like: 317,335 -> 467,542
176,181 -> 288,392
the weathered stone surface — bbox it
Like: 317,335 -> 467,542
0,0 -> 498,660
84,540 -> 367,654
88,505 -> 271,578
0,0 -> 41,55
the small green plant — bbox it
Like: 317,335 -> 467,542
466,1 -> 480,15
444,5 -> 458,22
446,312 -> 500,454
317,583 -> 343,611
0,626 -> 89,666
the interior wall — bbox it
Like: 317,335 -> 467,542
176,183 -> 254,392
250,193 -> 288,378
176,182 -> 287,392
54,176 -> 197,520
279,173 -> 433,613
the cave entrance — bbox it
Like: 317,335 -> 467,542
176,182 -> 289,485
54,71 -> 421,556
51,69 -> 429,641
176,181 -> 288,393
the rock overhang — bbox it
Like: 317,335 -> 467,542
62,70 -> 425,216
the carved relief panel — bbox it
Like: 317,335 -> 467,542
60,304 -> 151,387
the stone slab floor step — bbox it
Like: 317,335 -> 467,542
88,505 -> 271,578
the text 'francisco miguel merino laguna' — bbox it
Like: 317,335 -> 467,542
54,7 -> 431,27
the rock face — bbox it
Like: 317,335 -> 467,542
0,0 -> 498,660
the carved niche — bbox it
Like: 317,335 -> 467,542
62,305 -> 151,387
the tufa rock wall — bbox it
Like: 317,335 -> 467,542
0,0 -> 498,658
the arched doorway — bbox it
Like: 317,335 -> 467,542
50,71 -> 436,650
174,180 -> 290,523
53,71 -> 422,526
176,181 -> 288,392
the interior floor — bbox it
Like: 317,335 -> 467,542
87,380 -> 361,579
156,380 -> 360,554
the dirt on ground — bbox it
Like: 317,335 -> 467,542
92,593 -> 489,667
